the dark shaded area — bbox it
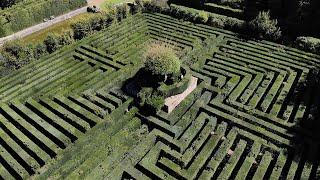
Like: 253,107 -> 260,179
167,0 -> 320,39
285,67 -> 320,178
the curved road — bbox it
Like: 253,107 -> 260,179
0,5 -> 89,46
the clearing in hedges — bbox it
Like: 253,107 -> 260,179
0,9 -> 319,180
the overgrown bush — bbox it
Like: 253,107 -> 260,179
295,36 -> 320,54
44,33 -> 60,53
72,13 -> 115,40
248,11 -> 282,41
1,41 -> 34,69
145,94 -> 165,113
144,43 -> 181,77
196,11 -> 209,23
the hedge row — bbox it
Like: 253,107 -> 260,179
0,0 -> 87,37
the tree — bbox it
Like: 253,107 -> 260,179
248,11 -> 281,40
144,43 -> 181,79
44,33 -> 60,53
71,19 -> 92,40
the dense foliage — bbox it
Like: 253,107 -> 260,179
295,36 -> 320,54
248,11 -> 281,40
144,43 -> 181,76
0,0 -> 87,37
0,0 -> 23,9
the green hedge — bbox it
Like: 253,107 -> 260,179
0,0 -> 87,37
158,66 -> 191,97
294,36 -> 320,55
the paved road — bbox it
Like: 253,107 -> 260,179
0,6 -> 88,46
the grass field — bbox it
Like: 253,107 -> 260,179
0,11 -> 319,179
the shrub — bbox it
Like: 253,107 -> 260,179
137,87 -> 153,106
33,43 -> 47,59
72,19 -> 93,40
44,33 -> 60,53
295,36 -> 320,54
145,94 -> 165,113
144,43 -> 181,77
58,30 -> 75,46
207,16 -> 225,28
248,11 -> 281,40
196,11 -> 209,23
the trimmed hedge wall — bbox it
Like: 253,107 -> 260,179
0,0 -> 87,37
158,66 -> 191,97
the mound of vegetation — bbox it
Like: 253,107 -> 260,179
125,43 -> 190,114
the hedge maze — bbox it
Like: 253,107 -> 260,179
0,12 -> 320,179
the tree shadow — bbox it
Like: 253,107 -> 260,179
285,67 -> 320,178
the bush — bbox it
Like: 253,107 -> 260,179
295,36 -> 320,54
1,41 -> 34,69
196,11 -> 209,23
248,11 -> 281,40
33,43 -> 47,59
44,33 -> 60,53
58,30 -> 75,46
144,43 -> 181,77
145,94 -> 165,113
72,13 -> 114,40
137,87 -> 153,106
72,19 -> 93,40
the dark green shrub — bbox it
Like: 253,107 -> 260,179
44,33 -> 60,53
137,87 -> 153,106
145,94 -> 165,113
295,36 -> 320,54
72,19 -> 93,40
248,11 -> 281,40
33,43 -> 47,59
58,30 -> 75,46
195,11 -> 209,23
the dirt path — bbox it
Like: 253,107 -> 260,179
0,4 -> 90,46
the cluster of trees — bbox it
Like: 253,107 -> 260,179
0,0 -> 87,37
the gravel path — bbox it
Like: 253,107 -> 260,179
0,6 -> 88,46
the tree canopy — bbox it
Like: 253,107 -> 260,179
144,43 -> 181,76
